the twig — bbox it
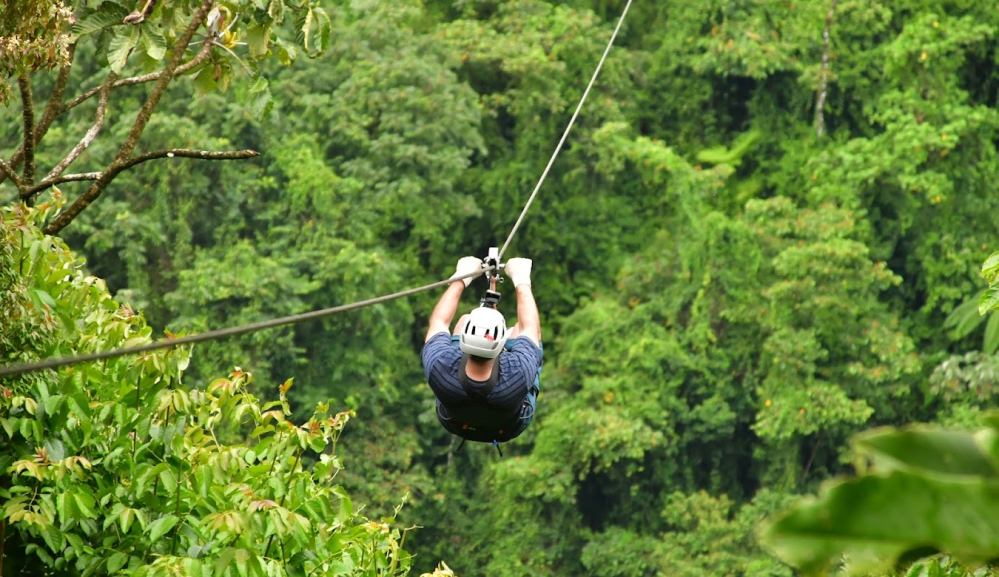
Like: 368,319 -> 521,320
0,517 -> 6,577
44,0 -> 216,235
124,0 -> 158,24
815,0 -> 838,138
18,77 -> 36,186
61,39 -> 213,114
35,73 -> 117,193
801,431 -> 823,484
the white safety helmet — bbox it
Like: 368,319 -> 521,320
459,307 -> 508,359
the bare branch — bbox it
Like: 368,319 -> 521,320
118,148 -> 259,171
815,0 -> 838,138
27,172 -> 101,195
35,43 -> 76,148
18,76 -> 36,186
45,0 -> 217,236
62,38 -> 214,114
28,149 -> 256,200
0,158 -> 22,189
35,73 -> 117,192
0,44 -> 77,188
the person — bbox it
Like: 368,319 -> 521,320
421,256 -> 543,446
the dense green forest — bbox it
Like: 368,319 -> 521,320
3,0 -> 999,575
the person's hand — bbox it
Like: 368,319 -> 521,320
451,256 -> 483,287
505,257 -> 532,288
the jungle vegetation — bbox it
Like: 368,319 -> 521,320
2,0 -> 999,575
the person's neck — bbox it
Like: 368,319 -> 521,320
465,357 -> 494,381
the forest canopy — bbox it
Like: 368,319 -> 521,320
2,0 -> 999,575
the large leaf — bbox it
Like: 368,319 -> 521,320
246,24 -> 271,58
140,25 -> 167,61
854,427 -> 999,479
985,313 -> 999,355
71,2 -> 130,38
107,28 -> 140,73
943,295 -> 985,341
761,470 -> 999,576
146,513 -> 180,542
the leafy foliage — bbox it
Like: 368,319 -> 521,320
5,0 -> 999,575
761,418 -> 999,577
0,205 -> 416,576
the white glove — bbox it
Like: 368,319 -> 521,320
451,256 -> 483,287
505,257 -> 532,288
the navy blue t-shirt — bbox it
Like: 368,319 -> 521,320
421,332 -> 542,421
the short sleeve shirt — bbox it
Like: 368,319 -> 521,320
421,332 -> 542,417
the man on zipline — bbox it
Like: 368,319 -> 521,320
422,256 -> 543,446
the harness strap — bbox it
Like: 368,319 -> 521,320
457,353 -> 500,402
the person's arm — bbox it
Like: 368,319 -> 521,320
425,256 -> 483,342
513,285 -> 541,347
504,258 -> 540,347
425,282 -> 464,342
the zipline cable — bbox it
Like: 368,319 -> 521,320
0,268 -> 492,377
497,0 -> 633,262
0,0 -> 633,378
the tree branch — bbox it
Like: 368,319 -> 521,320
118,148 -> 260,172
29,148 -> 255,202
44,0 -> 216,236
815,0 -> 838,138
0,44 -> 76,188
27,172 -> 101,195
61,38 -> 213,114
34,72 -> 117,194
0,158 -> 22,189
18,76 -> 36,186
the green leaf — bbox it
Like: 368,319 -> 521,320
984,313 -> 999,355
44,438 -> 65,462
215,548 -> 237,575
74,491 -> 99,519
943,296 -> 984,340
268,0 -> 284,23
41,524 -> 64,553
313,8 -> 332,54
246,24 -> 271,58
761,470 -> 999,576
983,252 -> 999,283
300,9 -> 314,54
194,465 -> 213,498
855,427 -> 999,479
146,514 -> 180,542
108,552 -> 129,573
274,38 -> 298,66
979,288 -> 999,315
107,28 -> 140,73
71,2 -> 130,38
192,65 -> 217,98
251,84 -> 273,119
140,25 -> 167,60
120,507 -> 136,534
158,466 -> 178,493
33,289 -> 57,309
